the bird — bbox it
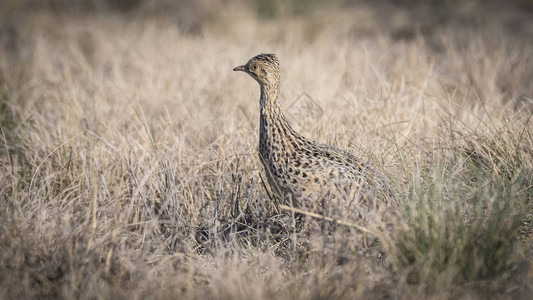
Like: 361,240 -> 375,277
233,53 -> 395,217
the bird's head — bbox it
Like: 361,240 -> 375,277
233,53 -> 280,86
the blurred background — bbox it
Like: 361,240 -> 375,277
2,0 -> 533,43
1,0 -> 532,104
2,0 -> 533,35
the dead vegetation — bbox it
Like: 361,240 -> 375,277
0,1 -> 532,299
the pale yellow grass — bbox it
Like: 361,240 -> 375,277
0,2 -> 532,299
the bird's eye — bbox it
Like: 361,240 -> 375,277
250,64 -> 258,72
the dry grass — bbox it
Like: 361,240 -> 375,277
1,1 -> 532,299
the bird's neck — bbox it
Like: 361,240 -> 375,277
259,82 -> 299,143
259,82 -> 282,117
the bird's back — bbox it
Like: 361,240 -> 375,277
260,126 -> 394,213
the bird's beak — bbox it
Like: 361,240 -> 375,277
233,65 -> 246,72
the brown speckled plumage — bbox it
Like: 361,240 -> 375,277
234,54 -> 394,213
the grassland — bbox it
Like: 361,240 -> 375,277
1,1 -> 532,299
